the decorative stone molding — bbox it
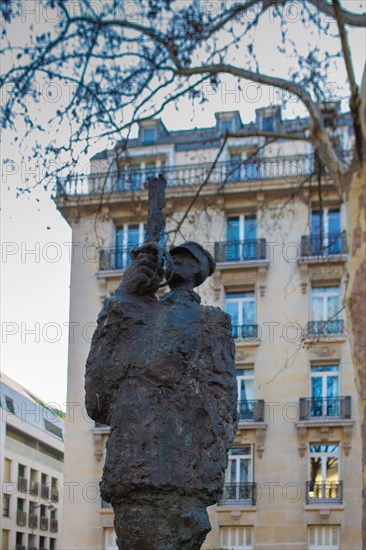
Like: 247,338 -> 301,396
297,426 -> 308,457
92,433 -> 104,462
298,260 -> 346,294
318,508 -> 330,519
255,427 -> 266,459
295,420 -> 354,457
235,350 -> 254,363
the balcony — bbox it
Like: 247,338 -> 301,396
50,519 -> 58,533
214,239 -> 267,263
41,484 -> 49,499
16,510 -> 27,526
40,516 -> 49,530
17,476 -> 27,492
301,233 -> 347,259
238,400 -> 265,422
55,154 -> 325,197
29,513 -> 38,529
299,397 -> 351,420
99,246 -> 134,271
306,481 -> 342,504
50,487 -> 59,502
219,482 -> 257,506
307,320 -> 344,336
307,319 -> 344,336
16,546 -> 25,550
30,481 -> 39,496
232,324 -> 258,339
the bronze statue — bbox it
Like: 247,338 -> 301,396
85,180 -> 237,549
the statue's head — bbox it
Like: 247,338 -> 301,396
167,241 -> 215,290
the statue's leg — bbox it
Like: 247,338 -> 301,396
113,494 -> 211,550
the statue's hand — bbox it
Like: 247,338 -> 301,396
118,242 -> 164,296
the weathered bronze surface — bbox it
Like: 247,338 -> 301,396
85,207 -> 237,549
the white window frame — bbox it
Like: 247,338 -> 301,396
236,368 -> 255,402
226,446 -> 254,485
309,444 -> 340,482
227,215 -> 257,242
310,364 -> 339,399
220,525 -> 254,549
310,286 -> 341,322
225,292 -> 256,325
308,525 -> 340,550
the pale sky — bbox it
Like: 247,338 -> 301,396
1,2 -> 365,408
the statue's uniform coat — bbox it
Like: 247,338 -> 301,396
85,288 -> 237,505
85,284 -> 237,549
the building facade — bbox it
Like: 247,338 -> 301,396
1,373 -> 64,550
56,105 -> 362,550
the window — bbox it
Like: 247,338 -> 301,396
308,444 -> 341,503
310,365 -> 339,417
225,292 -> 256,339
16,532 -> 23,546
104,527 -> 118,550
228,155 -> 242,181
221,119 -> 233,133
143,128 -> 156,145
28,534 -> 36,549
39,536 -> 46,550
261,116 -> 274,132
226,215 -> 258,260
115,223 -> 145,270
237,369 -> 256,420
49,538 -> 56,550
145,161 -> 156,180
310,286 -> 342,334
44,419 -> 63,440
308,525 -> 340,549
4,459 -> 11,482
2,495 -> 10,517
311,209 -> 341,255
4,396 -> 15,413
2,530 -> 9,550
220,526 -> 253,549
222,447 -> 254,503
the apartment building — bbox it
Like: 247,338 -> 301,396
1,373 -> 64,550
55,104 -> 362,550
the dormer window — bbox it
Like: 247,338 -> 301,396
221,120 -> 233,134
261,116 -> 274,132
143,128 -> 156,145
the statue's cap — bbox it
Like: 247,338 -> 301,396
169,241 -> 216,282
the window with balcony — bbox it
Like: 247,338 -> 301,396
308,525 -> 340,550
309,286 -> 343,335
220,526 -> 253,549
17,464 -> 27,493
228,155 -> 242,181
223,215 -> 262,261
305,208 -> 343,256
49,538 -> 56,550
225,292 -> 257,339
236,369 -> 264,422
39,536 -> 46,550
112,223 -> 145,270
28,534 -> 36,550
2,494 -> 10,517
221,447 -> 256,504
307,444 -> 341,504
104,527 -> 118,550
15,532 -> 24,550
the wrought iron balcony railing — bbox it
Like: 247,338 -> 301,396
232,324 -> 258,339
29,513 -> 38,529
238,400 -> 265,422
50,487 -> 59,502
307,320 -> 344,336
17,476 -> 27,492
220,482 -> 257,505
30,481 -> 39,496
55,154 -> 331,197
16,510 -> 27,526
50,519 -> 58,532
306,481 -> 342,504
214,239 -> 267,262
299,396 -> 351,420
40,516 -> 49,530
99,246 -> 135,271
301,233 -> 347,257
41,484 -> 49,499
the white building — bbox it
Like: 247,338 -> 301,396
1,373 -> 64,550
